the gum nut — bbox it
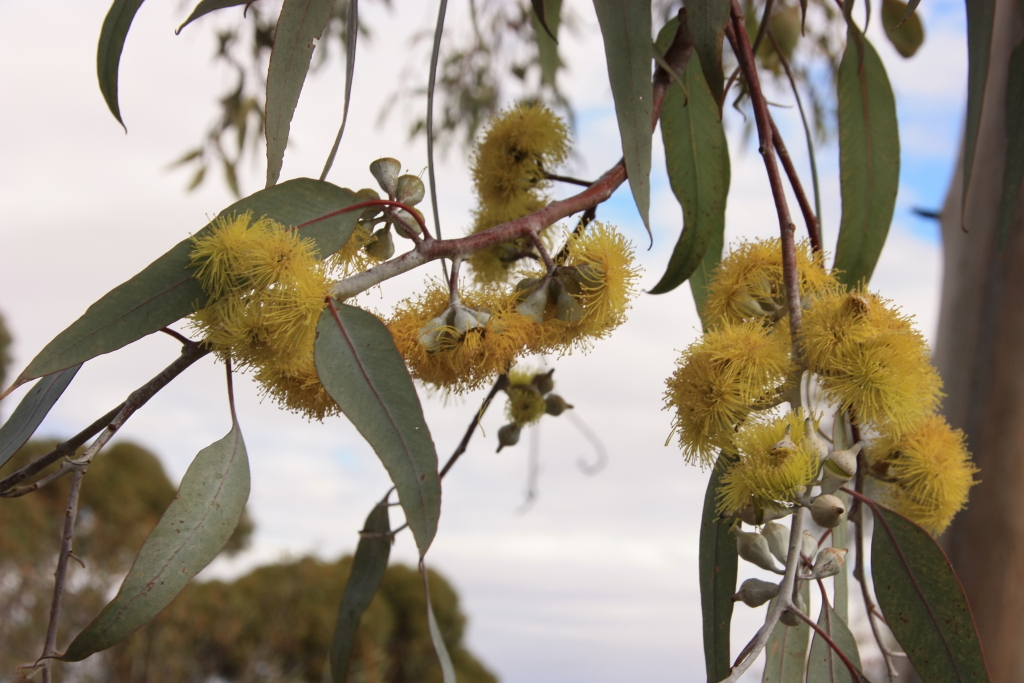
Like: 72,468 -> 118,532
365,227 -> 395,260
735,529 -> 784,574
811,494 -> 846,528
496,423 -> 521,452
804,418 -> 830,460
355,187 -> 384,220
771,425 -> 797,452
820,454 -> 856,495
731,500 -> 792,526
807,547 -> 848,580
554,286 -> 583,323
369,157 -> 401,196
779,591 -> 808,627
395,174 -> 425,206
801,530 -> 818,562
417,314 -> 451,353
573,263 -> 602,289
544,394 -> 573,416
393,208 -> 423,236
735,291 -> 773,318
826,442 -> 862,478
733,578 -> 780,607
531,369 -> 555,395
517,286 -> 550,323
452,306 -> 490,334
763,522 -> 790,565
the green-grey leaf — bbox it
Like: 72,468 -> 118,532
831,494 -> 851,621
881,0 -> 924,58
593,0 -> 653,234
871,503 -> 992,682
807,600 -> 865,682
998,40 -> 1024,253
898,0 -> 921,26
690,219 -> 723,331
176,0 -> 249,34
0,365 -> 81,469
833,30 -> 899,288
265,0 -> 335,187
314,303 -> 441,555
763,581 -> 810,683
532,0 -> 563,87
963,0 -> 997,224
685,0 -> 730,108
61,419 -> 249,661
97,0 -> 146,128
320,0 -> 359,181
699,453 -> 736,682
8,179 -> 359,393
330,503 -> 391,683
650,52 -> 729,295
422,564 -> 457,683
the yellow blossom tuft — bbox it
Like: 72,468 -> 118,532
387,284 -> 535,393
664,321 -> 795,465
704,238 -> 835,328
326,224 -> 381,277
870,414 -> 979,535
718,410 -> 822,515
189,212 -> 336,420
504,371 -> 547,426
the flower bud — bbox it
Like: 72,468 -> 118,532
553,281 -> 583,323
763,521 -> 790,565
804,418 -> 830,461
779,591 -> 808,627
801,530 -> 818,563
517,284 -> 550,323
451,305 -> 490,334
370,157 -> 401,197
496,423 -> 521,452
810,494 -> 846,528
531,369 -> 555,395
735,529 -> 784,574
770,425 -> 797,457
729,500 -> 794,526
734,290 -> 776,318
820,442 -> 861,495
355,187 -> 384,220
732,578 -> 780,607
364,226 -> 395,260
395,174 -> 425,206
392,208 -> 423,237
544,394 -> 573,416
804,547 -> 848,580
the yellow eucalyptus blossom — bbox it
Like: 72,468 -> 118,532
387,284 -> 534,393
504,370 -> 547,426
188,212 -> 336,420
718,410 -> 822,515
327,224 -> 380,277
870,414 -> 978,535
704,238 -> 834,327
664,321 -> 795,465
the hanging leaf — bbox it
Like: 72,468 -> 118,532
881,0 -> 924,57
530,0 -> 559,42
330,503 -> 391,683
320,0 -> 359,181
314,303 -> 441,556
593,0 -> 653,234
61,416 -> 249,660
684,0 -> 730,108
962,0 -> 997,226
5,179 -> 359,395
870,503 -> 992,682
422,563 -> 457,683
96,0 -> 146,128
650,52 -> 730,295
831,410 -> 854,621
531,0 -> 563,87
833,30 -> 899,288
997,40 -> 1024,253
807,600 -> 866,683
265,0 -> 335,187
698,453 -> 737,682
690,221 -> 723,331
898,0 -> 921,26
176,0 -> 250,34
0,365 -> 81,469
762,581 -> 810,683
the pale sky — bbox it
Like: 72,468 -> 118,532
0,1 -> 964,681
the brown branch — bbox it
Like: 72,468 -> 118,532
770,119 -> 822,253
543,172 -> 595,188
439,374 -> 509,478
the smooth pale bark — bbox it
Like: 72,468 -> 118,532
933,1 -> 1024,680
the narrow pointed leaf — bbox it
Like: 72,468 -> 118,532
650,52 -> 729,295
807,601 -> 865,683
321,0 -> 359,180
0,365 -> 81,469
532,0 -> 563,87
962,0 -> 997,223
593,0 -> 653,233
61,419 -> 249,660
763,581 -> 810,683
177,0 -> 250,34
997,41 -> 1024,253
97,0 -> 146,127
870,503 -> 992,682
898,0 -> 921,26
330,503 -> 391,683
690,219 -> 723,331
8,179 -> 359,392
422,563 -> 457,683
684,0 -> 730,107
531,0 -> 558,41
699,453 -> 736,682
315,303 -> 441,555
831,495 -> 851,621
833,31 -> 899,287
265,0 -> 335,187
881,0 -> 924,58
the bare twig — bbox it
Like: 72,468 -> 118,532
439,375 -> 509,478
543,172 -> 595,188
159,327 -> 192,345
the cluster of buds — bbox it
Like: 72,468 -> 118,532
497,369 -> 573,452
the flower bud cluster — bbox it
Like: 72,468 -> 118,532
496,368 -> 573,452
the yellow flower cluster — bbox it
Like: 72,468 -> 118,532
189,212 -> 338,420
466,103 -> 570,286
504,370 -> 548,426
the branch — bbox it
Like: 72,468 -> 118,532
439,374 -> 509,478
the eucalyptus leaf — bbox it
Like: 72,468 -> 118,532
314,303 -> 441,555
762,581 -> 810,683
881,0 -> 924,58
96,0 -> 146,128
690,220 -> 724,331
177,0 -> 250,34
265,0 -> 335,187
0,365 -> 81,469
593,0 -> 653,234
997,40 -> 1024,253
532,0 -> 563,87
422,563 -> 457,683
62,417 -> 249,660
807,600 -> 865,682
699,453 -> 736,682
684,0 -> 730,108
962,0 -> 997,227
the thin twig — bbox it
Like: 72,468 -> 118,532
530,234 -> 556,273
543,172 -> 595,187
159,327 -> 192,345
439,375 -> 509,478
